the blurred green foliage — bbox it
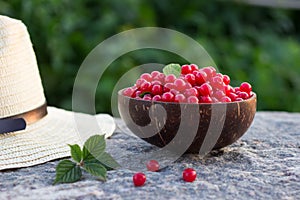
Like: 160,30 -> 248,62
1,0 -> 300,113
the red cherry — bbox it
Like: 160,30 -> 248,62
134,90 -> 142,98
212,97 -> 219,103
240,82 -> 252,94
221,96 -> 231,102
151,71 -> 160,77
165,74 -> 177,83
215,72 -> 223,79
174,94 -> 186,102
234,87 -> 240,92
143,95 -> 152,101
223,75 -> 230,85
238,91 -> 249,99
184,74 -> 196,85
190,64 -> 199,71
170,89 -> 180,95
140,81 -> 152,92
164,83 -> 174,92
185,82 -> 192,89
136,78 -> 147,88
146,160 -> 160,172
199,96 -> 212,103
198,83 -> 212,96
229,86 -> 236,93
194,71 -> 207,85
151,84 -> 163,95
211,76 -> 224,89
184,88 -> 199,97
162,92 -> 175,102
153,73 -> 165,82
228,92 -> 238,101
181,64 -> 192,74
140,73 -> 152,82
182,168 -> 197,182
151,80 -> 162,85
224,85 -> 232,95
201,66 -> 216,78
152,95 -> 162,101
187,96 -> 199,103
122,87 -> 135,97
174,79 -> 187,91
213,90 -> 225,100
133,172 -> 146,187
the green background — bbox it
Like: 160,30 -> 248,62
1,0 -> 300,114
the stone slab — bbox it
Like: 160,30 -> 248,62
0,112 -> 299,200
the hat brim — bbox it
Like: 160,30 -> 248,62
0,107 -> 116,170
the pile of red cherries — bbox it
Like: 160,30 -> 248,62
122,64 -> 253,103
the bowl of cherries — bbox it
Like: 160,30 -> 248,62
118,64 -> 256,153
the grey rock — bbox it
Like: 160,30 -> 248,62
0,112 -> 299,200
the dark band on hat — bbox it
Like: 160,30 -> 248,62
0,103 -> 47,134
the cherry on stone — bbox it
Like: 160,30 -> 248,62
146,160 -> 160,172
182,168 -> 197,182
133,172 -> 146,187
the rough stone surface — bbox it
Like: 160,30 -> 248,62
0,112 -> 299,200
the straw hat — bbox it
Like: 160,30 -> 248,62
0,15 -> 115,170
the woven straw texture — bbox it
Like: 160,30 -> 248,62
0,15 -> 45,118
0,107 -> 116,170
0,15 -> 116,170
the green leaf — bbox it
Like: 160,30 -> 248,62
83,161 -> 107,181
97,152 -> 121,170
82,135 -> 106,161
53,160 -> 82,185
163,63 -> 181,78
68,144 -> 82,163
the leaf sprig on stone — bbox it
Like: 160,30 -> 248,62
53,135 -> 120,185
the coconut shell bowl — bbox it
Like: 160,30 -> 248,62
118,91 -> 256,154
